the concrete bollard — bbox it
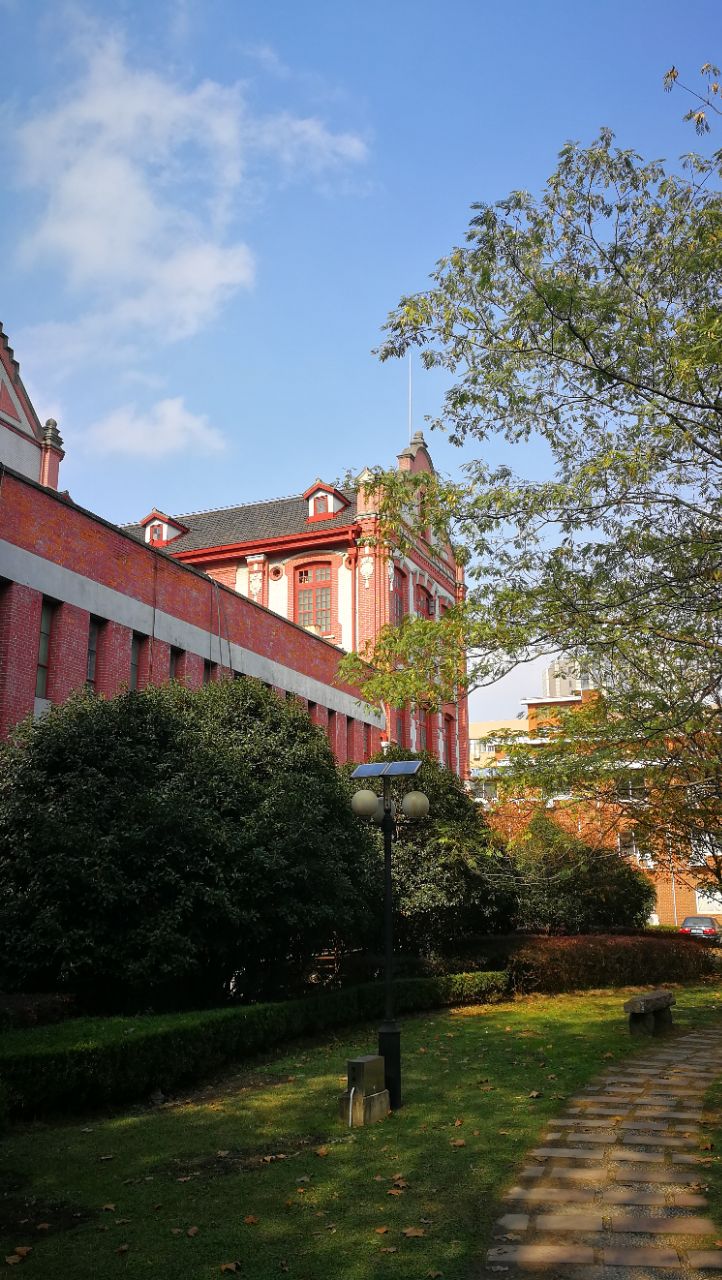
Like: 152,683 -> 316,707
339,1055 -> 390,1127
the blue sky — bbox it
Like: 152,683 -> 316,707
1,0 -> 718,716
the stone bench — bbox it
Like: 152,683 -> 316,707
623,989 -> 675,1036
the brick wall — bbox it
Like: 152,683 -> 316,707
0,581 -> 41,737
0,470 -> 383,763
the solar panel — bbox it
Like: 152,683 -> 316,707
351,759 -> 422,779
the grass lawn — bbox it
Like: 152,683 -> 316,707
2,983 -> 722,1279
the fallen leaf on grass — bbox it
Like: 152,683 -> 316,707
115,1218 -> 131,1226
13,1250 -> 31,1260
387,1188 -> 403,1197
380,1247 -> 398,1253
427,1272 -> 443,1278
102,1204 -> 116,1212
171,1229 -> 183,1236
450,1139 -> 466,1148
217,1150 -> 230,1158
116,1244 -> 129,1255
392,1178 -> 409,1189
402,1226 -> 426,1238
35,1224 -> 50,1233
374,1227 -> 389,1235
528,1091 -> 542,1099
220,1265 -> 241,1275
177,1176 -> 192,1183
454,1118 -> 463,1127
99,1155 -> 114,1162
5,1257 -> 22,1267
187,1226 -> 199,1237
244,1216 -> 259,1226
315,1146 -> 330,1157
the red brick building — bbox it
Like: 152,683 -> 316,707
0,326 -> 467,772
125,429 -> 469,774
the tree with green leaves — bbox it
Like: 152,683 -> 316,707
510,811 -> 656,934
345,745 -> 515,957
0,680 -> 376,1010
664,61 -> 722,135
340,129 -> 722,883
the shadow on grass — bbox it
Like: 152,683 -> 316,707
2,986 -> 722,1280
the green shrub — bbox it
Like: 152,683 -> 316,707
508,934 -> 715,994
511,812 -> 656,933
0,972 -> 508,1119
0,681 -> 376,1010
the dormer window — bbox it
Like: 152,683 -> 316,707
139,509 -> 189,546
303,481 -> 350,521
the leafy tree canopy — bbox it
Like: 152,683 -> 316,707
0,680 -> 376,1010
340,129 -> 722,867
510,812 -> 656,935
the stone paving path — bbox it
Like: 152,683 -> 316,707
482,1027 -> 722,1278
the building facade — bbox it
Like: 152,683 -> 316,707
0,326 -> 466,774
126,430 -> 469,775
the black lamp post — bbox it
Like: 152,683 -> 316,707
351,759 -> 429,1109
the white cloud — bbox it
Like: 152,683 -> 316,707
15,33 -> 367,367
83,397 -> 226,458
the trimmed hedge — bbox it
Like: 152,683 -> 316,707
508,934 -> 716,994
0,971 -> 508,1119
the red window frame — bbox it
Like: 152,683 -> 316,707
314,494 -> 328,515
417,706 -> 435,754
415,584 -> 434,619
295,562 -> 333,634
392,567 -> 407,626
394,708 -> 407,749
444,715 -> 456,771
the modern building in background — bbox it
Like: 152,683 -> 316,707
541,657 -> 594,699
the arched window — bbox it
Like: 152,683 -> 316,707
295,563 -> 332,634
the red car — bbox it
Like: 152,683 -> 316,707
679,916 -> 721,942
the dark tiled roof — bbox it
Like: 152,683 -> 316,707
123,489 -> 358,553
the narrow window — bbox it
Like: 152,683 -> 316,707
169,646 -> 182,681
415,585 -> 434,618
86,617 -> 102,691
314,494 -> 328,515
394,709 -> 406,748
363,723 -> 371,759
346,716 -> 355,761
327,709 -> 336,753
445,716 -> 456,771
35,598 -> 56,698
392,567 -> 407,627
129,633 -> 143,691
203,659 -> 212,684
